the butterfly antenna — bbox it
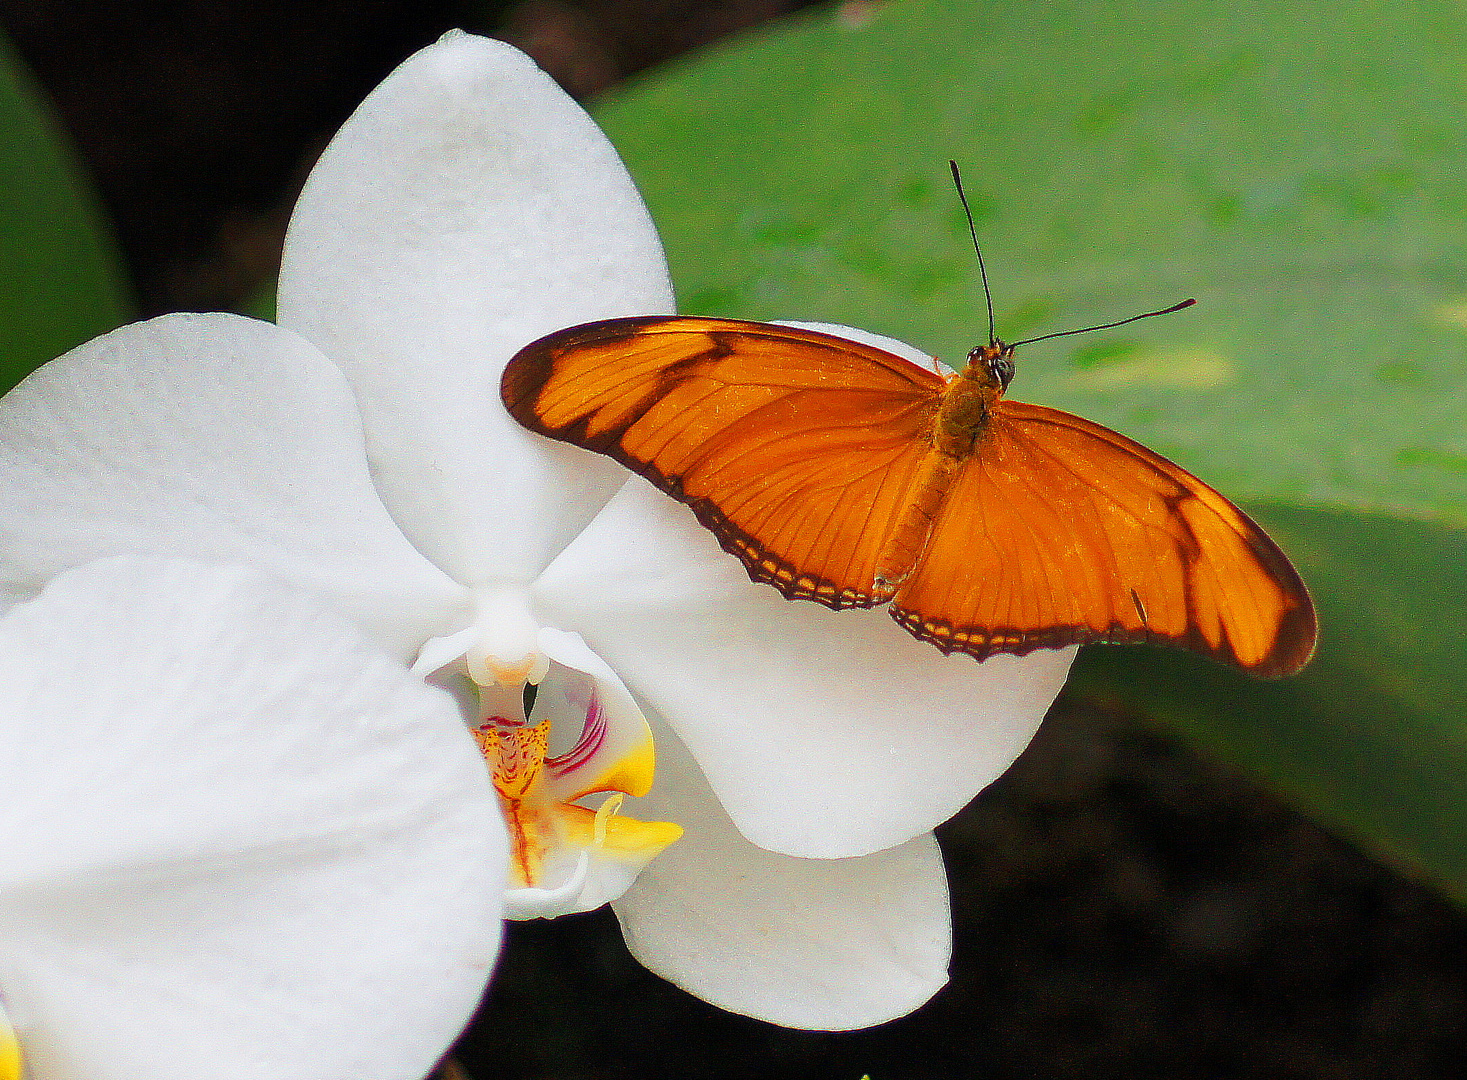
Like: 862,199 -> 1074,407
1009,298 -> 1197,349
950,160 -> 996,346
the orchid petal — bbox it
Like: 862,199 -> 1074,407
0,313 -> 467,661
613,718 -> 951,1030
773,319 -> 951,371
0,556 -> 505,1080
278,32 -> 675,587
536,476 -> 1074,859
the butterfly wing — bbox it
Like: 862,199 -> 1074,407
503,316 -> 948,607
890,400 -> 1318,676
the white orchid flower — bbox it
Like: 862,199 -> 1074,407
0,556 -> 506,1080
0,32 -> 1074,1029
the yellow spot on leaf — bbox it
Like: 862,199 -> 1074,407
1432,300 -> 1467,328
1061,348 -> 1234,391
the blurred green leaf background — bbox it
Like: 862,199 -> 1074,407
3,0 -> 1465,903
0,32 -> 130,390
594,0 -> 1467,900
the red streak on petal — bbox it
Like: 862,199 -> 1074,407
499,795 -> 541,888
546,691 -> 605,777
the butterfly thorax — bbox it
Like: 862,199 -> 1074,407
930,341 -> 1011,455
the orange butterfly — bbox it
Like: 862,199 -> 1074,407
501,311 -> 1316,677
501,197 -> 1316,678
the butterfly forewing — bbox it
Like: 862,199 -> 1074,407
504,317 -> 949,607
890,401 -> 1317,676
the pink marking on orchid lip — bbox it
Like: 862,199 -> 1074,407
481,715 -> 525,731
545,692 -> 606,777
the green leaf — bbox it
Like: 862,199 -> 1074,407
595,1 -> 1467,893
1071,504 -> 1467,903
0,33 -> 132,391
595,0 -> 1467,520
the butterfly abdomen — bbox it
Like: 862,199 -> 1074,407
873,370 -> 998,593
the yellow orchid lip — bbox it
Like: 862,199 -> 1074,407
561,794 -> 683,860
0,996 -> 23,1080
473,687 -> 680,893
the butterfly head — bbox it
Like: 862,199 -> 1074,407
967,341 -> 1017,393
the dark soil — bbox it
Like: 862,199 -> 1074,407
5,3 -> 1465,1076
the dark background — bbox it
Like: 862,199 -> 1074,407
4,2 -> 1466,1076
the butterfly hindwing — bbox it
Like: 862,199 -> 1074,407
890,400 -> 1317,676
504,316 -> 949,607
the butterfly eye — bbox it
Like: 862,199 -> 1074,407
965,344 -> 1015,390
987,352 -> 1015,390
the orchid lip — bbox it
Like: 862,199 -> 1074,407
502,853 -> 591,919
545,691 -> 606,776
0,992 -> 24,1080
469,664 -> 680,913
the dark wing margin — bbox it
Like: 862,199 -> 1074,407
890,400 -> 1317,677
